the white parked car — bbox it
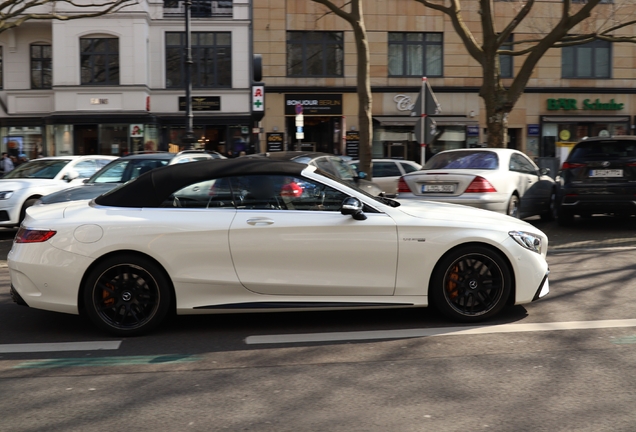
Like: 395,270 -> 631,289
349,158 -> 422,196
0,155 -> 116,226
9,158 -> 550,336
397,148 -> 556,220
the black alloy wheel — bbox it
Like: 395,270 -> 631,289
431,246 -> 511,322
541,190 -> 556,222
83,255 -> 171,336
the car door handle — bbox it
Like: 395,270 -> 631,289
246,218 -> 275,226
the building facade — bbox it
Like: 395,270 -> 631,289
254,0 -> 636,164
0,0 -> 252,160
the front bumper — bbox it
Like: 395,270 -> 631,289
532,271 -> 550,302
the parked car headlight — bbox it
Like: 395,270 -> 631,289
508,231 -> 542,254
0,191 -> 14,200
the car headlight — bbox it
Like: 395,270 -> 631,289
509,231 -> 542,254
0,191 -> 14,200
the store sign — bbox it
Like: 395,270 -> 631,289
528,124 -> 540,136
345,131 -> 360,158
547,98 -> 624,111
394,94 -> 415,111
179,96 -> 221,111
130,124 -> 144,138
266,132 -> 284,152
285,94 -> 342,115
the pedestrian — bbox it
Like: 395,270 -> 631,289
1,152 -> 14,175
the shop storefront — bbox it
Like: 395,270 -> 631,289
539,96 -> 631,162
284,94 -> 344,154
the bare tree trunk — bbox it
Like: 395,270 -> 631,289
352,19 -> 372,179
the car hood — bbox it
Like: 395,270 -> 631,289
38,183 -> 121,204
0,179 -> 63,191
395,198 -> 543,233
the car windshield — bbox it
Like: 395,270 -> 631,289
424,151 -> 499,170
3,159 -> 71,179
89,159 -> 170,183
314,168 -> 400,208
569,140 -> 636,160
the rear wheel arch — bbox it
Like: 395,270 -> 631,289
77,250 -> 176,316
427,242 -> 517,315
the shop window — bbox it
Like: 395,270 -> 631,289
166,32 -> 231,88
80,38 -> 119,85
31,44 -> 52,89
287,31 -> 344,77
562,39 -> 611,79
499,35 -> 513,78
388,33 -> 442,77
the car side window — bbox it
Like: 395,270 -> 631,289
233,174 -> 348,212
400,162 -> 419,174
162,178 -> 235,209
73,160 -> 98,178
373,162 -> 402,177
510,154 -> 537,174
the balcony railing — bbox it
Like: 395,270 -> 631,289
163,0 -> 233,18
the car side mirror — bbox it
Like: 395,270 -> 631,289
63,170 -> 79,182
540,167 -> 550,176
357,171 -> 367,179
341,197 -> 367,220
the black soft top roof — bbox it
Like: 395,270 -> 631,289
94,158 -> 308,208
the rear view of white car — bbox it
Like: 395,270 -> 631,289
397,148 -> 556,220
349,159 -> 421,196
0,155 -> 116,226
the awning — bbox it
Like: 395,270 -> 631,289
373,116 -> 418,126
542,116 -> 630,123
373,116 -> 479,127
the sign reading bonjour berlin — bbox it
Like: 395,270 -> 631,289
285,94 -> 343,116
547,98 -> 624,111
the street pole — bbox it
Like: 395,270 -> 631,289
420,77 -> 427,166
182,0 -> 196,150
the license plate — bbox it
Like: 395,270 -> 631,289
590,169 -> 623,178
422,184 -> 454,193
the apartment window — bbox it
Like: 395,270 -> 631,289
31,44 -> 52,89
562,39 -> 611,79
388,33 -> 443,77
499,35 -> 513,78
80,38 -> 119,85
287,31 -> 344,77
166,32 -> 231,88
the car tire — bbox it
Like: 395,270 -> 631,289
19,198 -> 39,226
507,194 -> 520,218
430,245 -> 512,323
556,207 -> 574,226
83,254 -> 172,336
540,190 -> 556,222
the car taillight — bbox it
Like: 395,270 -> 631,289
15,227 -> 57,243
465,176 -> 497,193
397,177 -> 411,193
562,162 -> 586,169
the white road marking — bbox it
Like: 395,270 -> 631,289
0,341 -> 122,354
245,319 -> 636,345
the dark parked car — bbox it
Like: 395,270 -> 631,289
556,136 -> 636,225
246,151 -> 384,196
38,151 -> 219,205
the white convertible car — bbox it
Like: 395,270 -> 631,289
8,158 -> 550,335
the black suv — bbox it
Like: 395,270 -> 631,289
556,136 -> 636,225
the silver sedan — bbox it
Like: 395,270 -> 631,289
397,148 -> 556,220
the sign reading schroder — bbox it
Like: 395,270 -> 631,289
285,94 -> 342,116
179,96 -> 221,111
266,132 -> 285,152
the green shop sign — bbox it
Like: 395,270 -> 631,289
547,98 -> 624,111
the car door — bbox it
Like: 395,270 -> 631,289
229,174 -> 398,296
509,153 -> 547,215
